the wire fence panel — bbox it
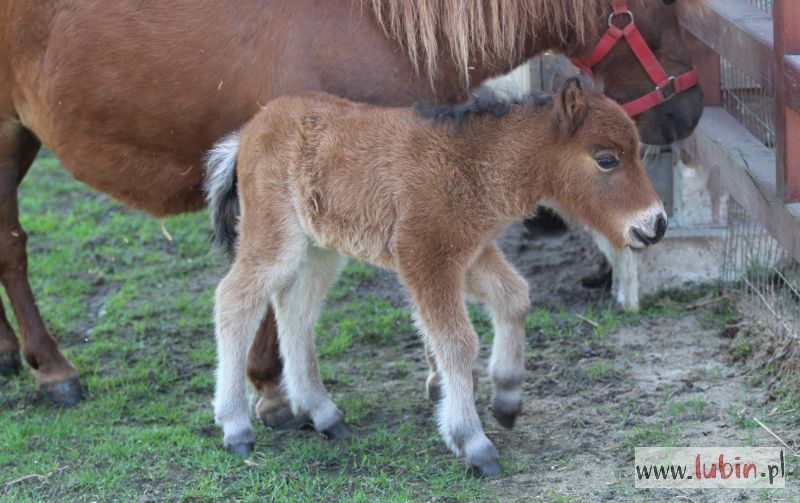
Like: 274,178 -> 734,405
724,199 -> 799,341
748,0 -> 772,15
720,57 -> 776,150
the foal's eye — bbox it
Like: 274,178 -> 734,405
595,155 -> 619,171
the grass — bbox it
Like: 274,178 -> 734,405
0,154 -> 490,502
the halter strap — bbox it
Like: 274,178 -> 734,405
570,0 -> 699,117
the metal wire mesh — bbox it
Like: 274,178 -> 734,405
723,200 -> 799,340
720,58 -> 776,149
748,0 -> 772,15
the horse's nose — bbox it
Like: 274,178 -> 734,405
629,211 -> 668,248
654,213 -> 667,242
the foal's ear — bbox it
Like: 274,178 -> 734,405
558,77 -> 588,136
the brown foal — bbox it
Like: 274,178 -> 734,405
205,79 -> 667,477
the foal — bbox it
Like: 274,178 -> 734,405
205,78 -> 667,477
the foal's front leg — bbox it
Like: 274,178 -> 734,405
404,263 -> 502,477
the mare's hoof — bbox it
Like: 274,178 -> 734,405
259,405 -> 310,430
581,264 -> 612,290
0,351 -> 22,377
322,420 -> 351,440
41,377 -> 84,406
470,457 -> 503,478
226,442 -> 255,457
493,408 -> 518,429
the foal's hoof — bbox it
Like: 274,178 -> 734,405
41,377 -> 84,406
425,380 -> 442,402
224,429 -> 255,457
321,420 -> 351,440
0,351 -> 22,377
226,442 -> 255,457
493,408 -> 519,429
470,457 -> 503,478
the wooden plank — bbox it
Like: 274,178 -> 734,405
678,0 -> 773,88
785,55 -> 800,113
774,0 -> 800,202
783,107 -> 800,201
681,107 -> 800,262
683,30 -> 721,106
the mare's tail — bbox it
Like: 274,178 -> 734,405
204,132 -> 241,258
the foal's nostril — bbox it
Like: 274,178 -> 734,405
653,214 -> 668,243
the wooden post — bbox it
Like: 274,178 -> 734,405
773,0 -> 800,202
683,29 -> 721,107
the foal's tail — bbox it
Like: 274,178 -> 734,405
204,132 -> 241,258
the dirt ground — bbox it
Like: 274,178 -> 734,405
364,222 -> 798,502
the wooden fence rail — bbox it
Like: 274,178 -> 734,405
678,0 -> 800,261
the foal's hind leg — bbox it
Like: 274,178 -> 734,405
214,261 -> 270,455
214,246 -> 304,455
0,124 -> 82,404
466,244 -> 530,429
273,247 -> 347,439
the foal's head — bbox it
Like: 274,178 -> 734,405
544,78 -> 667,250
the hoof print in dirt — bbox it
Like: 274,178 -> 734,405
322,420 -> 351,440
0,351 -> 22,376
41,377 -> 84,406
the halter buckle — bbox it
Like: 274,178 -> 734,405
656,76 -> 677,102
608,10 -> 634,28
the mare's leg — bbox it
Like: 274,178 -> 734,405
0,296 -> 22,376
0,124 -> 82,404
402,260 -> 501,477
465,244 -> 529,429
247,309 -> 304,429
273,247 -> 347,438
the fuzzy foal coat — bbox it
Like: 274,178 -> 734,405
207,85 -> 666,476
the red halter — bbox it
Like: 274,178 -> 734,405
570,0 -> 699,117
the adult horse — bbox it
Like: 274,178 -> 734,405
0,0 -> 704,408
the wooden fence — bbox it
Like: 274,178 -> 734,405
678,0 -> 800,261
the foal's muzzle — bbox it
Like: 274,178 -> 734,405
629,212 -> 668,249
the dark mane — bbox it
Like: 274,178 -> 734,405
416,88 -> 553,132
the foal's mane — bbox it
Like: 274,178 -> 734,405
366,0 -> 708,86
416,88 -> 553,132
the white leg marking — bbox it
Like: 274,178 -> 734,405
414,307 -> 498,470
